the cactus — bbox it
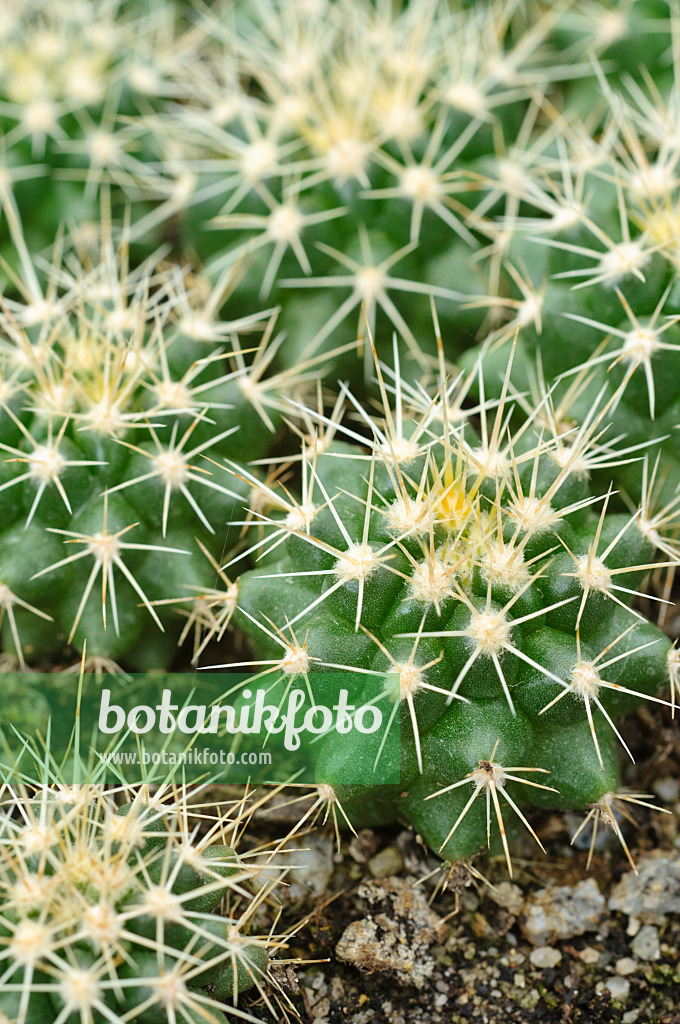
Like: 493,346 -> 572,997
133,0 -> 633,376
231,346 -> 677,872
99,0 -> 673,386
0,780 -> 278,1024
0,0 -> 678,886
0,0 -> 183,263
446,1 -> 680,510
4,0 -> 675,382
0,208 -> 353,671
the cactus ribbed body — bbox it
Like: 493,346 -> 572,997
234,358 -> 675,868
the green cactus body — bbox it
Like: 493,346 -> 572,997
233,356 -> 675,869
450,13 -> 680,508
1,6 -> 678,1024
131,0 -> 643,378
0,226 -> 303,670
0,0 -> 187,265
0,0 -> 677,882
0,788 -> 271,1024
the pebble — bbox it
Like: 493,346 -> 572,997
609,851 -> 680,926
489,881 -> 524,916
653,776 -> 679,803
603,976 -> 630,1001
579,946 -> 601,964
310,996 -> 330,1019
274,836 -> 334,900
368,845 -> 404,878
471,912 -> 489,938
631,924 -> 661,961
622,1010 -> 641,1024
521,878 -> 606,946
336,876 -> 447,989
529,946 -> 562,969
349,829 -> 380,864
615,957 -> 637,976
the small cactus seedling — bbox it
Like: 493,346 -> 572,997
230,345 -> 677,872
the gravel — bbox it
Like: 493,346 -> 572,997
278,835 -> 335,900
653,776 -> 680,803
614,957 -> 637,976
528,946 -> 562,969
602,975 -> 631,1001
630,923 -> 661,961
521,878 -> 606,946
368,845 -> 405,878
609,851 -> 680,926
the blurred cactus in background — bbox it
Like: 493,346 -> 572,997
0,203 -> 359,671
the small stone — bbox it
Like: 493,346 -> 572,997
368,845 -> 404,878
622,1010 -> 641,1024
335,876 -> 447,989
615,957 -> 637,976
275,836 -> 334,900
489,881 -> 524,916
604,976 -> 630,1002
310,997 -> 330,1018
609,851 -> 680,926
329,977 -> 345,1002
460,889 -> 479,913
579,947 -> 601,964
631,924 -> 661,961
521,878 -> 606,946
349,829 -> 380,864
653,776 -> 679,803
529,946 -> 562,969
